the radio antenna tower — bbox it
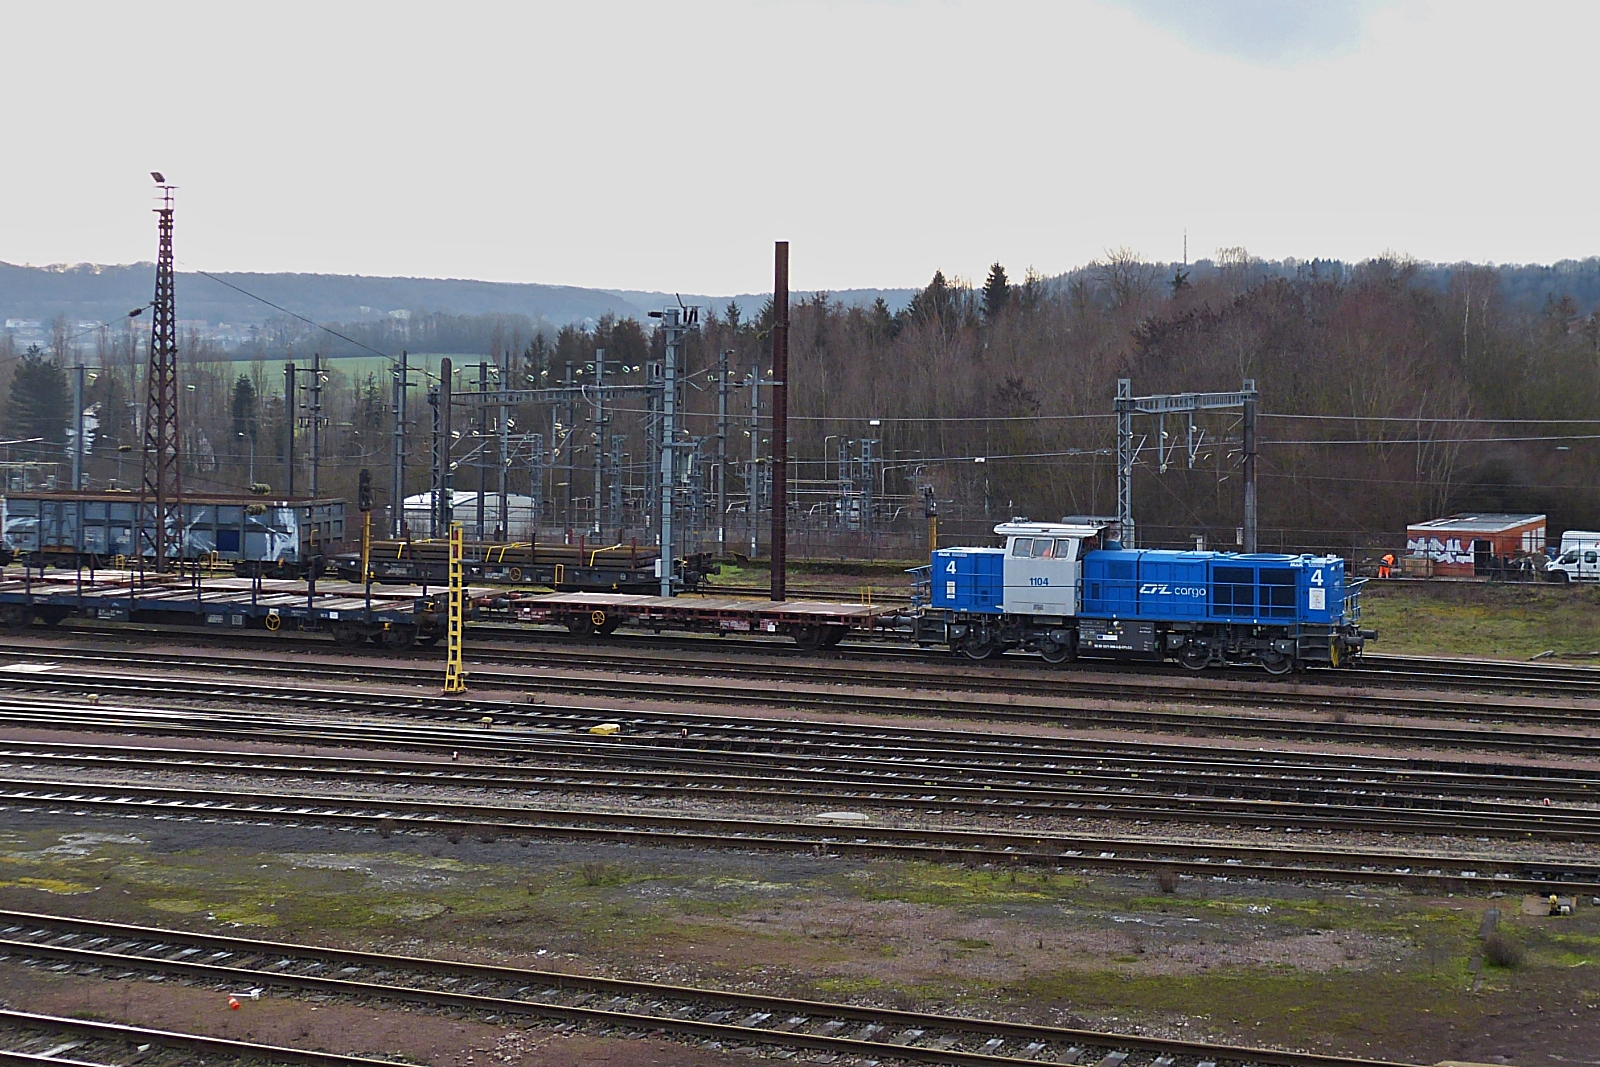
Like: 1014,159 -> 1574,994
139,172 -> 183,571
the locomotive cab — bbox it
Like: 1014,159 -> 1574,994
997,521 -> 1101,617
927,521 -> 1108,663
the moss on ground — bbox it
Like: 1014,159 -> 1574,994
1361,580 -> 1600,659
5,824 -> 1600,1060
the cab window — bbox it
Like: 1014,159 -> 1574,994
1562,550 -> 1579,564
1010,538 -> 1033,557
1054,538 -> 1076,559
1586,551 -> 1598,565
1033,539 -> 1054,559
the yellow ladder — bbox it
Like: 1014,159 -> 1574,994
443,522 -> 468,693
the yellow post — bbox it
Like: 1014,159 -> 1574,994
361,511 -> 372,583
928,514 -> 938,555
443,521 -> 468,693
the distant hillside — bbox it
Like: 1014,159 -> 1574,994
0,263 -> 651,329
0,262 -> 921,333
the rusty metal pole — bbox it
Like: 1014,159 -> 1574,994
770,241 -> 789,602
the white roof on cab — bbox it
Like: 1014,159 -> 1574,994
994,522 -> 1106,539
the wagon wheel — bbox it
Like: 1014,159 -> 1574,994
566,615 -> 596,637
820,626 -> 848,647
592,609 -> 620,636
330,623 -> 367,649
792,624 -> 827,652
1178,644 -> 1210,671
379,626 -> 417,651
414,631 -> 440,647
0,604 -> 30,630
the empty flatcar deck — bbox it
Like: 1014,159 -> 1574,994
0,570 -> 465,647
506,590 -> 895,646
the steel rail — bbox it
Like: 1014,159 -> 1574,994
1,654 -> 1595,755
2,774 -> 1595,891
29,619 -> 1600,699
0,912 -> 1422,1067
6,718 -> 1600,844
5,682 -> 1593,791
8,639 -> 1600,730
0,1010 -> 400,1067
9,722 -> 1600,808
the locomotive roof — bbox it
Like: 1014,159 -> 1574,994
993,522 -> 1107,538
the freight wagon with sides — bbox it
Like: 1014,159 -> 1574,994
0,492 -> 346,578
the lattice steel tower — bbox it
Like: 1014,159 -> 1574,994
140,175 -> 183,569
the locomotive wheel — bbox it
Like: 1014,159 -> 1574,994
1260,651 -> 1295,675
960,634 -> 999,660
1178,644 -> 1210,671
1038,639 -> 1073,665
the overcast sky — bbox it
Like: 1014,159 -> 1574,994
4,1 -> 1596,295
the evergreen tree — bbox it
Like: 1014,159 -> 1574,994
724,301 -> 743,331
901,270 -> 962,331
868,296 -> 898,342
356,372 -> 384,434
231,374 -> 258,440
4,346 -> 70,454
981,262 -> 1011,321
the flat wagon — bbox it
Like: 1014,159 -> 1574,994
501,590 -> 894,649
0,569 -> 450,647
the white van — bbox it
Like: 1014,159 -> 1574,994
1545,531 -> 1600,582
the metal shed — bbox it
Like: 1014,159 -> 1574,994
1405,513 -> 1546,577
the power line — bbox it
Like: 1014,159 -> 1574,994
1266,434 -> 1600,445
187,267 -> 397,364
1262,413 -> 1600,424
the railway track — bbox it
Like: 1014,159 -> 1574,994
3,644 -> 1598,754
4,760 -> 1597,890
0,911 -> 1422,1067
0,1011 -> 391,1067
7,698 -> 1600,844
28,616 -> 1600,701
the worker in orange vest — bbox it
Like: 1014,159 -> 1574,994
1378,552 -> 1396,579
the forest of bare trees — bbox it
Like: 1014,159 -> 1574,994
6,250 -> 1600,556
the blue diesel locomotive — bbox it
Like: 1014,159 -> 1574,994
918,521 -> 1370,673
